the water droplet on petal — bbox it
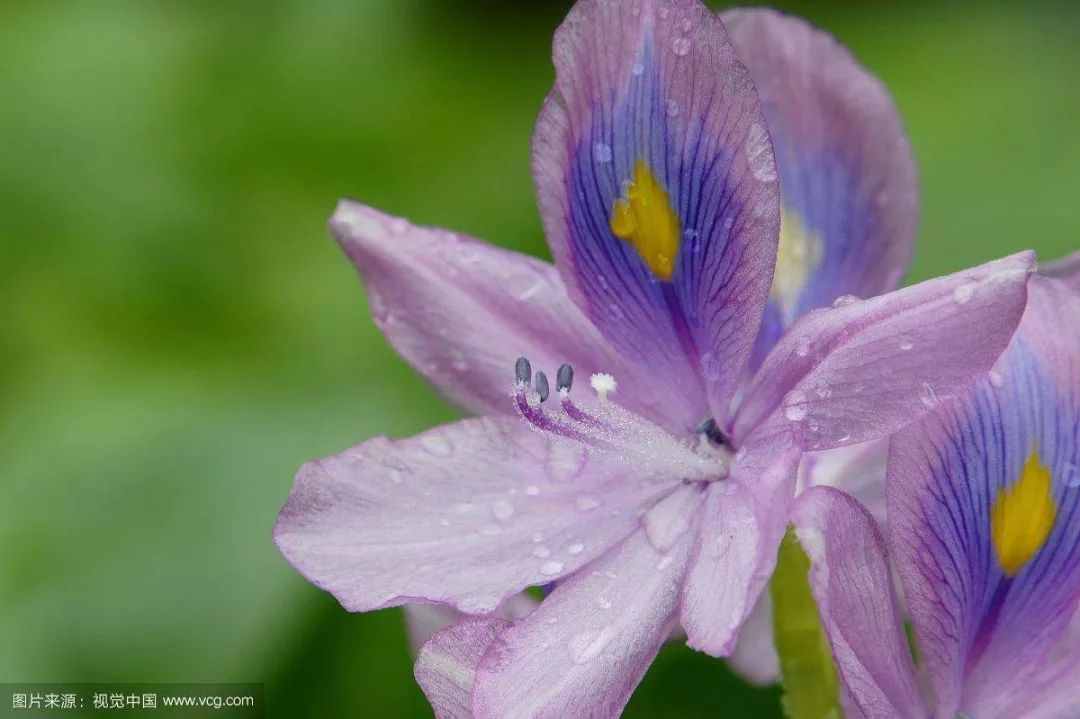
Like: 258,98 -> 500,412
656,554 -> 674,571
492,499 -> 515,522
421,434 -> 453,456
389,218 -> 409,235
533,545 -> 551,559
672,36 -> 691,56
783,390 -> 808,422
525,485 -> 540,496
833,294 -> 861,308
532,532 -> 544,543
796,336 -> 811,357
569,627 -> 615,664
631,62 -> 644,76
898,337 -> 914,351
540,560 -> 564,576
953,282 -> 976,305
567,542 -> 585,555
989,370 -> 1005,388
593,142 -> 612,163
576,495 -> 601,511
665,98 -> 680,118
919,382 -> 939,408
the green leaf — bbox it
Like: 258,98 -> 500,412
771,527 -> 843,719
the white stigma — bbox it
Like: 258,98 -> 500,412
590,373 -> 617,401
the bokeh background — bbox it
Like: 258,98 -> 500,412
2,0 -> 1077,716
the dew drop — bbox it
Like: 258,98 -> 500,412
953,282 -> 976,305
832,294 -> 861,308
783,391 -> 808,422
656,554 -> 674,571
919,382 -> 939,408
1065,463 -> 1080,489
525,485 -> 540,496
898,337 -> 914,351
597,596 -> 613,610
388,470 -> 404,484
796,336 -> 811,357
567,542 -> 585,555
532,532 -> 544,543
540,560 -> 565,576
631,62 -> 645,76
569,627 -> 615,664
576,495 -> 601,511
421,434 -> 453,457
989,370 -> 1005,388
389,217 -> 409,235
665,98 -> 680,118
672,36 -> 691,56
533,545 -> 551,559
745,122 -> 776,182
680,17 -> 693,32
492,499 -> 515,522
593,142 -> 612,163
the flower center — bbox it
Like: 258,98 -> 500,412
512,356 -> 730,483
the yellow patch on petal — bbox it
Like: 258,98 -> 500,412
991,451 -> 1057,576
609,160 -> 680,281
771,207 -> 823,321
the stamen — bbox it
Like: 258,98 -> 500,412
515,356 -> 532,388
696,418 -> 731,448
556,363 -> 574,392
534,371 -> 550,403
590,373 -> 617,401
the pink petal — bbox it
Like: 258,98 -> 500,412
415,617 -> 509,719
733,251 -> 1034,451
790,486 -> 928,719
274,416 -> 680,614
472,530 -> 693,719
722,9 -> 918,368
405,595 -> 539,655
680,444 -> 800,656
887,276 -> 1080,719
329,200 -> 695,431
533,0 -> 781,427
726,591 -> 780,685
1040,250 -> 1080,293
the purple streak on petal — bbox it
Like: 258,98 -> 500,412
733,251 -> 1034,451
533,0 -> 781,427
790,487 -> 929,719
723,9 -> 918,369
1040,250 -> 1080,294
329,201 -> 697,433
888,277 -> 1080,719
273,416 -> 680,615
681,444 -> 800,656
472,530 -> 693,719
415,617 -> 509,719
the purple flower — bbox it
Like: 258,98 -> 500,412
789,268 -> 1080,719
274,1 -> 1034,715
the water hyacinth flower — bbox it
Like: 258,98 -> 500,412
274,0 -> 1034,715
789,270 -> 1080,719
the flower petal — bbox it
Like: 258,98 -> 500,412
887,276 -> 1080,719
680,444 -> 800,656
789,487 -> 928,719
1041,249 -> 1080,294
415,617 -> 509,719
406,595 -> 539,655
732,251 -> 1034,451
726,592 -> 780,685
533,0 -> 781,426
274,416 -> 681,614
472,530 -> 693,719
329,201 -> 696,431
721,9 -> 918,368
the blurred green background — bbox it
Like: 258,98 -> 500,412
1,0 -> 1077,716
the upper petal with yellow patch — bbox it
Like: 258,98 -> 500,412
722,9 -> 919,371
532,0 -> 780,430
887,275 -> 1080,719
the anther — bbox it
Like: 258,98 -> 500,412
697,418 -> 730,448
515,356 -> 532,387
534,371 -> 550,403
556,363 -> 574,393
